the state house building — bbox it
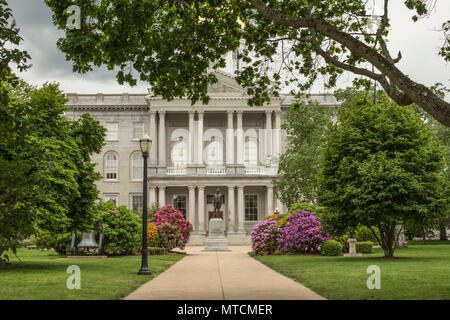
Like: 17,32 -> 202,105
64,59 -> 339,244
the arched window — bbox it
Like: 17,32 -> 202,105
171,137 -> 188,167
105,152 -> 118,180
131,152 -> 143,181
245,137 -> 258,166
206,137 -> 223,166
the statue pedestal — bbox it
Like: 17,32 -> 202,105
343,238 -> 362,257
202,218 -> 231,252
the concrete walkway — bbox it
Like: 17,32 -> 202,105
124,246 -> 325,300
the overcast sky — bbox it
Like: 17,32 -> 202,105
8,1 -> 450,97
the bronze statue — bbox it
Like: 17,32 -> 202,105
213,189 -> 223,219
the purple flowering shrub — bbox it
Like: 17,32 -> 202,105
278,210 -> 329,253
251,219 -> 282,255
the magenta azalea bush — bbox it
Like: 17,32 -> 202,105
251,219 -> 282,255
278,210 -> 329,253
150,204 -> 193,250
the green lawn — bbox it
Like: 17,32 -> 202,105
0,249 -> 184,300
251,241 -> 450,300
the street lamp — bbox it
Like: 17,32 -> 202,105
138,134 -> 152,275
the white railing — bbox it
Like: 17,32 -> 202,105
245,166 -> 265,175
166,167 -> 186,175
206,167 -> 226,175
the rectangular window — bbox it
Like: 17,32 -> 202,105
104,194 -> 118,205
131,195 -> 143,214
245,194 -> 258,221
105,122 -> 118,141
132,154 -> 143,181
173,194 -> 187,217
132,122 -> 144,140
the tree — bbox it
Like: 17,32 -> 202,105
318,92 -> 446,258
45,0 -> 450,126
0,80 -> 105,259
274,101 -> 333,206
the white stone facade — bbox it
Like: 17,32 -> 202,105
64,70 -> 339,245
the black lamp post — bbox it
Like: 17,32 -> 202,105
138,134 -> 152,275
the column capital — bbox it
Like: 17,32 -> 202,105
265,110 -> 273,115
159,110 -> 166,116
188,185 -> 196,190
197,110 -> 204,116
158,185 -> 166,190
236,110 -> 244,115
227,110 -> 235,115
274,109 -> 282,115
197,185 -> 205,190
237,184 -> 245,189
188,109 -> 196,115
267,184 -> 274,189
149,110 -> 157,115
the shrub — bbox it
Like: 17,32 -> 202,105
153,205 -> 193,250
147,222 -> 159,247
148,247 -> 168,255
251,219 -> 282,255
278,210 -> 329,253
97,202 -> 141,255
321,240 -> 343,256
34,230 -> 76,255
356,241 -> 374,254
354,225 -> 380,244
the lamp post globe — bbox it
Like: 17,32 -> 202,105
138,134 -> 152,275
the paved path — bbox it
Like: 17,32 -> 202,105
124,246 -> 325,300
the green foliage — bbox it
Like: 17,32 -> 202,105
354,225 -> 380,244
0,80 -> 105,255
355,241 -> 374,254
44,0 -> 450,124
34,230 -> 75,255
148,247 -> 168,255
321,240 -> 343,256
274,102 -> 333,205
319,90 -> 447,257
97,202 -> 141,256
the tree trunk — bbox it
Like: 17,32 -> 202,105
380,226 -> 395,258
422,228 -> 426,244
439,220 -> 448,241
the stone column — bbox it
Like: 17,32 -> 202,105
265,110 -> 272,163
236,111 -> 244,165
197,185 -> 205,233
197,111 -> 204,165
227,185 -> 235,233
275,197 -> 283,214
273,110 -> 281,161
149,186 -> 156,206
149,110 -> 157,165
188,185 -> 196,230
266,185 -> 274,217
158,186 -> 166,206
158,110 -> 166,166
237,185 -> 245,233
226,110 -> 235,165
188,110 -> 195,165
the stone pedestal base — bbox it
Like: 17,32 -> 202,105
203,218 -> 231,252
343,238 -> 362,256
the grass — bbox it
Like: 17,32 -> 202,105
0,248 -> 184,300
251,241 -> 450,300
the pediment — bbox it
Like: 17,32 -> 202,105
207,70 -> 247,96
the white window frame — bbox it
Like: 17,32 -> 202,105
132,122 -> 145,140
244,194 -> 259,221
131,152 -> 143,181
105,151 -> 119,181
244,137 -> 258,166
104,194 -> 118,205
105,122 -> 118,141
130,194 -> 143,213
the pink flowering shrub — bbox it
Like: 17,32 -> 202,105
150,205 -> 193,250
278,210 -> 329,253
251,219 -> 282,255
